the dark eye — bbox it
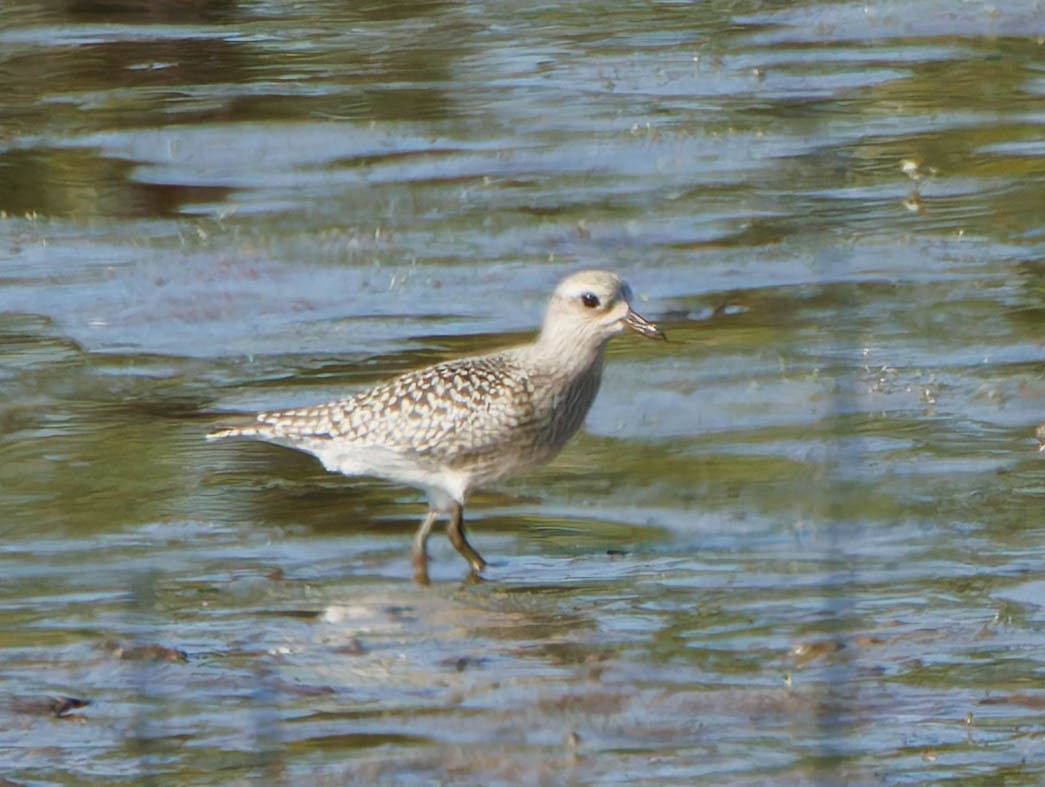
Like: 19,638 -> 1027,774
581,292 -> 600,308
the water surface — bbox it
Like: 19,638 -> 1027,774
1,0 -> 1043,784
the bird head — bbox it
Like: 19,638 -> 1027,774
541,269 -> 665,348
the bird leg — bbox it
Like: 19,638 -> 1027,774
447,502 -> 487,575
411,510 -> 440,586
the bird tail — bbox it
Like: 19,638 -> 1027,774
206,424 -> 271,441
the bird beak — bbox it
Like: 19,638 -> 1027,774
624,307 -> 666,340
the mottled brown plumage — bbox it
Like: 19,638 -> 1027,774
208,269 -> 664,583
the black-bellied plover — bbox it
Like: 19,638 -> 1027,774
208,270 -> 664,584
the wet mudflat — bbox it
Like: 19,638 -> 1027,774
1,0 -> 1044,784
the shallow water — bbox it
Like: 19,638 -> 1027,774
1,0 -> 1044,784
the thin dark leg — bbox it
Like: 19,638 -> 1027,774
446,502 -> 487,575
412,510 -> 439,586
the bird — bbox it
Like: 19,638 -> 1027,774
207,269 -> 665,584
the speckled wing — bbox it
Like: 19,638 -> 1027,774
209,352 -> 543,467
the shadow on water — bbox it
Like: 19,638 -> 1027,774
1,0 -> 1044,783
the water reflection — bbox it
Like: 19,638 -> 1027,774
65,0 -> 239,23
0,146 -> 234,217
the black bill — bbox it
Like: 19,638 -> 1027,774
624,308 -> 666,340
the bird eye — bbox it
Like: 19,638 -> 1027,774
581,292 -> 600,308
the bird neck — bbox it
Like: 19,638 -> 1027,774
528,327 -> 608,380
